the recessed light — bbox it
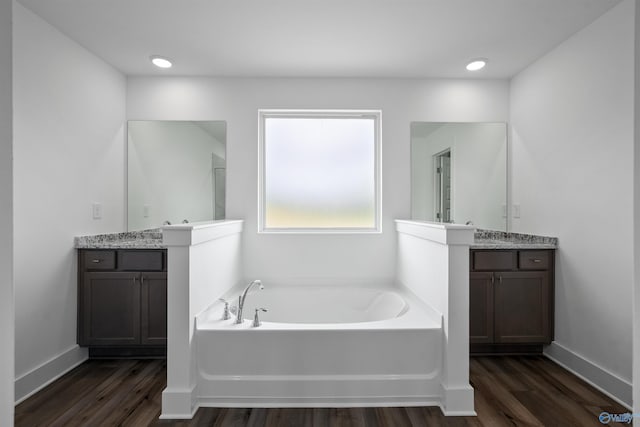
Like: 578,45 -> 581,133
150,55 -> 172,69
466,59 -> 487,71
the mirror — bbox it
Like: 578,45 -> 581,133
127,120 -> 226,230
410,122 -> 507,231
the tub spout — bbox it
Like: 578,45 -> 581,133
235,280 -> 264,324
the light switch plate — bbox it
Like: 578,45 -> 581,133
92,203 -> 102,219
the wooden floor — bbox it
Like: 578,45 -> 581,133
15,356 -> 628,426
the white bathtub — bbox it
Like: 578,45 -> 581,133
233,286 -> 409,324
195,284 -> 444,408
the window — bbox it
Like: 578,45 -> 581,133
258,110 -> 381,233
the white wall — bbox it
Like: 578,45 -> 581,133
0,0 -> 13,423
128,78 -> 509,285
128,121 -> 225,230
511,0 -> 634,405
13,3 -> 126,400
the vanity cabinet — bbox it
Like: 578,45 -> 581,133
78,249 -> 167,357
470,249 -> 554,354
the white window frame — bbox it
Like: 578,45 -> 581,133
258,109 -> 382,234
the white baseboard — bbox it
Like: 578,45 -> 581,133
14,345 -> 88,404
544,342 -> 632,409
439,383 -> 476,416
160,386 -> 198,419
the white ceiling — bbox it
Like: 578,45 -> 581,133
18,0 -> 622,78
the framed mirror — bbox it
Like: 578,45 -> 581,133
410,122 -> 507,231
127,120 -> 226,230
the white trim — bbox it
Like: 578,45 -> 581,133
14,345 -> 88,404
395,219 -> 474,245
257,109 -> 382,234
198,397 -> 441,408
162,220 -> 243,246
544,342 -> 632,409
197,373 -> 442,409
160,386 -> 199,419
199,372 -> 440,382
438,383 -> 476,416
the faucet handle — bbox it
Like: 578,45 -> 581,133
252,307 -> 268,327
218,298 -> 231,320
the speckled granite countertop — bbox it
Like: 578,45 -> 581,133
75,227 -> 557,250
471,229 -> 558,249
75,229 -> 165,249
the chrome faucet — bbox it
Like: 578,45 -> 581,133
235,280 -> 264,324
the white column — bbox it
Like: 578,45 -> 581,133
160,220 -> 243,419
0,0 -> 13,425
395,220 -> 475,415
441,239 -> 475,415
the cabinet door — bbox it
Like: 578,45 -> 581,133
81,272 -> 141,346
470,272 -> 494,344
494,271 -> 550,343
140,272 -> 167,345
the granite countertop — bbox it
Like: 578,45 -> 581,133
75,227 -> 557,250
74,229 -> 165,249
471,229 -> 558,249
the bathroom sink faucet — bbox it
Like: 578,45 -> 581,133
235,280 -> 264,324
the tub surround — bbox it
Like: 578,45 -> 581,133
74,229 -> 163,249
161,220 -> 475,418
472,229 -> 558,249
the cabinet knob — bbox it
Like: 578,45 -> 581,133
529,258 -> 542,263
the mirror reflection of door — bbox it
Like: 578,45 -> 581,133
434,149 -> 451,223
214,167 -> 226,220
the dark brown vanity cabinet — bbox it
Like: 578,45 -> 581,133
470,249 -> 554,354
78,249 -> 167,357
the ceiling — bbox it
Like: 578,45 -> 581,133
18,0 -> 622,79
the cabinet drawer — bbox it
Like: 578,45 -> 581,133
519,251 -> 550,270
83,251 -> 116,270
118,250 -> 164,271
472,251 -> 516,271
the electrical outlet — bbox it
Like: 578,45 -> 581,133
92,203 -> 102,219
143,204 -> 151,218
513,204 -> 521,219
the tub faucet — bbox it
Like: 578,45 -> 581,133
235,280 -> 264,324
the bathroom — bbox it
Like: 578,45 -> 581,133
1,0 -> 639,424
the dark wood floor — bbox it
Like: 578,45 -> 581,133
15,356 -> 628,426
